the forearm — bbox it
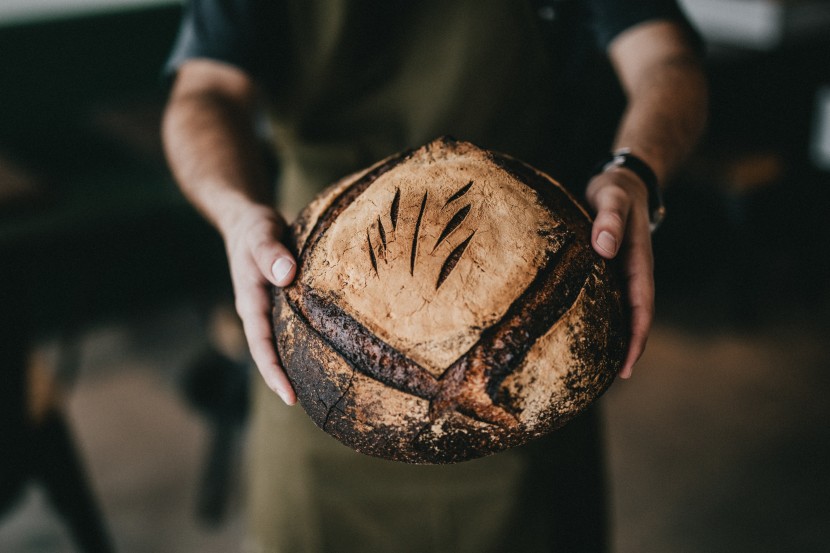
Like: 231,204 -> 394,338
610,21 -> 708,183
162,65 -> 272,236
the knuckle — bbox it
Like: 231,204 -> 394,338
599,208 -> 626,229
250,235 -> 279,258
595,211 -> 627,239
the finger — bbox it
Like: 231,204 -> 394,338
589,184 -> 631,259
619,295 -> 652,379
235,282 -> 297,405
618,221 -> 655,379
249,232 -> 297,287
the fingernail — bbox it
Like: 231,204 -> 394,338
597,231 -> 617,256
272,257 -> 295,283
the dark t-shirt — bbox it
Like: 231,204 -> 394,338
165,0 -> 700,89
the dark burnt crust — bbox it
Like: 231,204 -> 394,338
537,264 -> 626,437
292,286 -> 441,400
278,292 -> 522,464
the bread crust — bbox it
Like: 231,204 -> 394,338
274,137 -> 627,464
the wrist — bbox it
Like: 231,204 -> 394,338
592,149 -> 665,231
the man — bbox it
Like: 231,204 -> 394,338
162,1 -> 707,551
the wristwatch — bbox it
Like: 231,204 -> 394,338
593,148 -> 666,232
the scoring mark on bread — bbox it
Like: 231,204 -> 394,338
377,216 -> 388,261
411,191 -> 428,276
432,203 -> 471,253
367,185 -> 477,285
443,180 -> 473,207
377,216 -> 387,250
436,231 -> 475,290
366,230 -> 379,277
390,187 -> 401,230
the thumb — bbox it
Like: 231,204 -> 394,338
240,215 -> 297,287
253,238 -> 297,287
589,185 -> 631,259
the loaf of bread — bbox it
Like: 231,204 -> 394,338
273,137 -> 627,464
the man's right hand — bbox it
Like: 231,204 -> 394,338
163,59 -> 299,405
221,204 -> 298,405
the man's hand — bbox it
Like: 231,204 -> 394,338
585,168 -> 654,379
163,60 -> 302,404
221,204 -> 298,405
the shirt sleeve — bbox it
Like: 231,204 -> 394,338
588,0 -> 704,53
162,0 -> 262,82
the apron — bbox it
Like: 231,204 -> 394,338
249,1 -> 608,551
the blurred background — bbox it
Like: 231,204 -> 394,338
1,0 -> 828,551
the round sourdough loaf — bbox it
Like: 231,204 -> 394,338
273,137 -> 628,464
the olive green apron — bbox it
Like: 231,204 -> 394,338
248,380 -> 606,553
268,0 -> 558,217
249,1 -> 607,551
